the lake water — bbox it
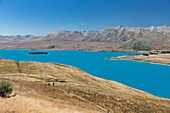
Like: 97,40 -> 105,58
0,50 -> 170,98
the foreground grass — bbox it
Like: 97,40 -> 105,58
0,59 -> 170,113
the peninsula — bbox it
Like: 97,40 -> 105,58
107,50 -> 170,66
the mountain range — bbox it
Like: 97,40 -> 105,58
0,25 -> 170,51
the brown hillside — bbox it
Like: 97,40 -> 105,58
0,59 -> 170,113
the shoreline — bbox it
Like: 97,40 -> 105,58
0,48 -> 144,52
107,54 -> 170,67
114,58 -> 170,67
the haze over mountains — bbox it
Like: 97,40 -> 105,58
0,25 -> 170,51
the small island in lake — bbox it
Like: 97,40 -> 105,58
28,52 -> 48,55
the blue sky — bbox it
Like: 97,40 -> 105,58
0,0 -> 170,35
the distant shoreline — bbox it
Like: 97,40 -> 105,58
0,48 -> 143,53
107,53 -> 170,66
112,58 -> 170,67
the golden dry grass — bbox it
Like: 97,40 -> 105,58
0,58 -> 170,113
0,95 -> 103,113
0,77 -> 104,113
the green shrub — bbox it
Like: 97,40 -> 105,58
0,81 -> 13,97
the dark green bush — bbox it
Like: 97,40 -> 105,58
0,81 -> 13,97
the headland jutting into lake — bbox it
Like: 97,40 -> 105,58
107,50 -> 170,66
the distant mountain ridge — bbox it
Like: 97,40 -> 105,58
0,25 -> 170,51
0,35 -> 35,39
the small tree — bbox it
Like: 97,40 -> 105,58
0,81 -> 13,98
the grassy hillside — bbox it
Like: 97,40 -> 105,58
0,59 -> 170,113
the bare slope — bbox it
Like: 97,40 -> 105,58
0,59 -> 170,113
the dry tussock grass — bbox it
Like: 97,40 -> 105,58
0,59 -> 170,113
0,95 -> 102,113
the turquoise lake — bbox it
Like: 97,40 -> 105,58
0,50 -> 170,98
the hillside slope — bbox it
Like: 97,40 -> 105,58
0,59 -> 170,113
